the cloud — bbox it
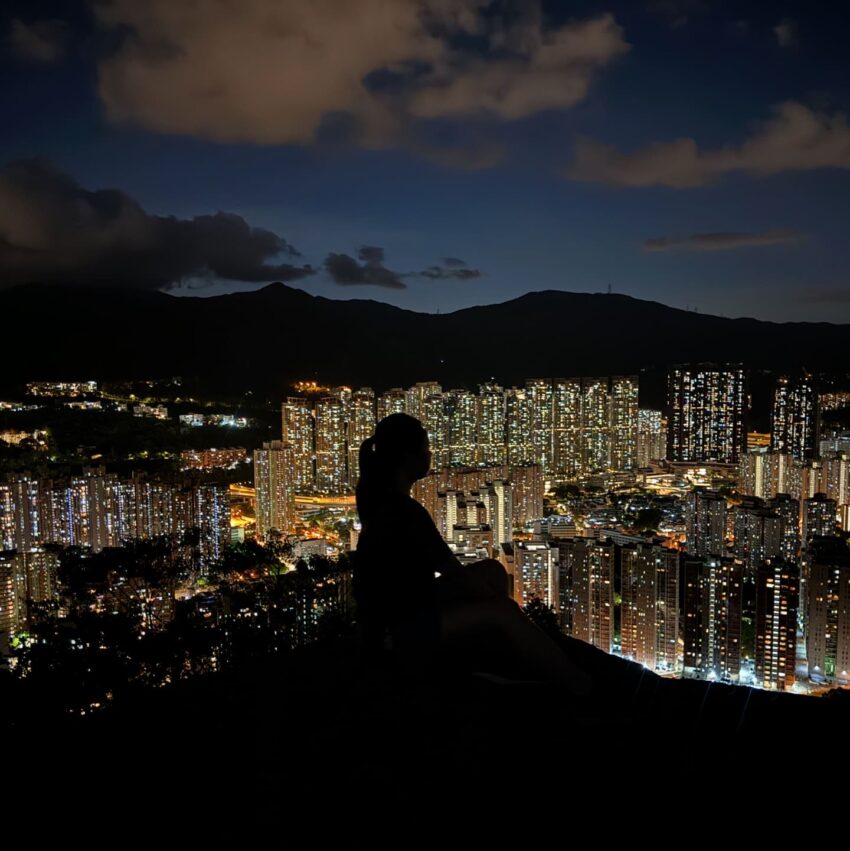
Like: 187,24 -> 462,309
7,18 -> 69,62
324,246 -> 406,289
0,159 -> 314,289
407,13 -> 628,121
420,257 -> 482,279
645,1 -> 708,30
568,101 -> 850,187
773,19 -> 798,48
643,229 -> 802,252
93,1 -> 626,159
798,288 -> 850,304
323,248 -> 483,287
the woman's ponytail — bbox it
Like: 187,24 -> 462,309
355,435 -> 382,524
359,435 -> 379,481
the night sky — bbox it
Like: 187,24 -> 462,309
2,1 -> 850,321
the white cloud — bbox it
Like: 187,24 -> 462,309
94,1 -> 627,155
568,101 -> 850,188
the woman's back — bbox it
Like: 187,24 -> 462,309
353,490 -> 457,627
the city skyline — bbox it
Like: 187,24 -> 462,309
2,362 -> 849,692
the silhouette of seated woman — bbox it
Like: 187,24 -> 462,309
353,413 -> 592,695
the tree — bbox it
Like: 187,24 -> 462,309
633,507 -> 662,532
522,597 -> 562,641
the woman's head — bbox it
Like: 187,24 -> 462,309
356,414 -> 430,518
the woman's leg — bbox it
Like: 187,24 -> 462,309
439,596 -> 593,696
467,558 -> 511,598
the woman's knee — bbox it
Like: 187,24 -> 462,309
441,595 -> 517,638
472,558 -> 510,596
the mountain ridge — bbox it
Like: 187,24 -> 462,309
2,282 -> 845,401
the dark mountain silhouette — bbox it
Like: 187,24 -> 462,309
2,282 -> 846,402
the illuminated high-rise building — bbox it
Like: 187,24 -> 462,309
445,389 -> 476,466
114,478 -> 141,542
253,441 -> 295,542
509,463 -> 544,527
315,394 -> 347,493
800,461 -> 823,502
685,488 -> 727,557
411,471 -> 442,524
193,484 -> 231,571
74,469 -> 119,552
41,470 -> 112,550
682,557 -> 704,673
346,388 -> 376,488
755,559 -> 799,690
820,453 -> 849,509
620,543 -> 679,671
668,364 -> 746,463
451,492 -> 488,532
514,540 -> 557,608
476,382 -> 506,466
447,465 -> 506,492
580,377 -> 610,473
135,476 -> 166,539
428,478 -> 513,555
377,388 -> 406,421
732,499 -> 782,573
525,379 -> 553,473
18,547 -> 60,622
740,451 -> 767,499
505,388 -> 533,465
405,381 -> 441,422
711,559 -> 743,683
421,392 -> 448,468
281,397 -> 315,492
806,537 -> 850,683
768,455 -> 796,504
804,493 -> 837,542
767,493 -> 801,561
557,538 -> 614,653
167,483 -> 193,540
483,480 -> 512,552
0,550 -> 25,637
551,378 -> 582,479
609,376 -> 639,471
637,409 -> 666,467
683,556 -> 743,681
771,376 -> 818,460
11,476 -> 42,552
0,484 -> 14,550
435,489 -> 460,540
820,431 -> 850,458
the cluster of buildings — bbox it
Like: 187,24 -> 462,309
254,376 -> 654,539
5,363 -> 850,695
0,468 -> 231,640
178,413 -> 250,428
180,447 -> 248,471
277,377 -> 644,490
491,366 -> 848,690
26,381 -> 98,398
0,469 -> 230,562
252,364 -> 844,692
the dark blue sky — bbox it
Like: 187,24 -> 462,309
2,1 -> 850,321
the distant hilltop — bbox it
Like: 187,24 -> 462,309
1,282 -> 847,398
